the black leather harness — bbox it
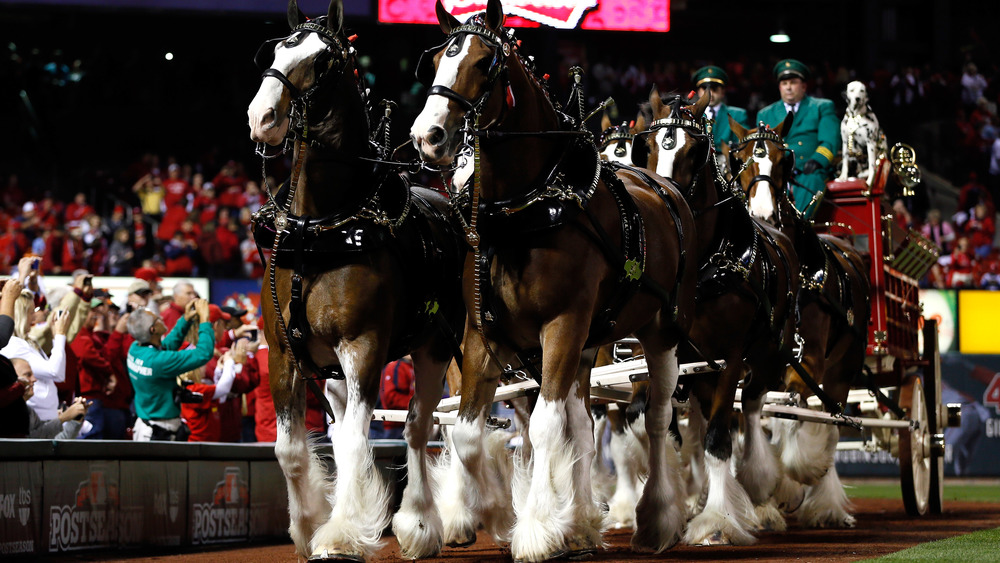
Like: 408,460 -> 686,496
251,177 -> 464,380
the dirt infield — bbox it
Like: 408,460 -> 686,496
68,497 -> 1000,563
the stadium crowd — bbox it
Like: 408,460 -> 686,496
4,50 -> 1000,289
0,254 -> 418,441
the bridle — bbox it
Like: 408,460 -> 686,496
416,15 -> 514,119
599,123 -> 635,159
637,98 -> 716,199
729,126 -> 794,197
253,17 -> 358,157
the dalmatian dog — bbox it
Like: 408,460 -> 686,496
838,80 -> 885,185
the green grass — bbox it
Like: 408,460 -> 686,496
864,527 -> 1000,561
844,483 -> 1000,503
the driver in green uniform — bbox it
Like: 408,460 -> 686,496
755,59 -> 841,218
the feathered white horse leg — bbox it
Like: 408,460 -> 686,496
776,415 -> 834,486
275,409 -> 332,558
510,394 -> 578,562
680,397 -> 707,513
311,343 -> 392,560
737,395 -> 781,506
565,375 -> 607,557
435,339 -> 513,548
590,405 -> 614,505
606,412 -> 638,529
737,394 -> 786,532
392,351 -> 447,559
631,344 -> 686,553
796,429 -> 855,528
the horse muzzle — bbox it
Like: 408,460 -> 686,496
248,82 -> 291,145
410,126 -> 456,166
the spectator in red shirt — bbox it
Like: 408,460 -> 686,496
134,267 -> 163,298
193,183 -> 219,226
964,203 -> 996,259
61,223 -> 87,274
72,299 -> 126,439
161,280 -> 198,330
947,237 -> 977,288
0,221 -> 29,274
179,352 -> 238,442
40,226 -> 66,275
162,163 -> 192,209
64,192 -> 96,223
212,160 -> 248,206
201,306 -> 259,442
372,355 -> 414,440
252,334 -> 326,441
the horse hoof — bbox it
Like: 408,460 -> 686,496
308,548 -> 365,562
445,533 -> 477,548
512,549 -> 568,563
698,531 -> 731,546
566,535 -> 598,560
780,488 -> 805,514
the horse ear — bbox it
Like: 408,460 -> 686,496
691,88 -> 710,118
776,111 -> 795,138
486,0 -> 506,29
435,0 -> 461,34
634,113 -> 646,134
649,86 -> 663,116
327,0 -> 344,34
287,0 -> 307,28
729,115 -> 748,141
601,113 -> 611,131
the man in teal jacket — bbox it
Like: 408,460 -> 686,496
694,65 -> 750,153
127,298 -> 215,440
755,59 -> 841,218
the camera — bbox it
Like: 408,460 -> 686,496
247,329 -> 258,341
175,379 -> 205,404
126,303 -> 135,313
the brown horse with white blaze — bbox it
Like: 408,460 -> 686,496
410,0 -> 697,559
729,115 -> 870,528
248,1 -> 465,560
642,90 -> 799,544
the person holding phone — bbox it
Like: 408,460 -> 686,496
126,298 -> 215,441
73,298 -> 131,439
0,287 -> 70,422
13,358 -> 87,439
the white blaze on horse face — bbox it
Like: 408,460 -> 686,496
247,32 -> 328,145
748,154 -> 776,222
410,37 -> 473,165
654,129 -> 679,179
601,141 -> 632,165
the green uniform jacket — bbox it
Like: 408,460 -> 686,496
756,96 -> 841,215
710,104 -> 750,151
127,316 -> 215,421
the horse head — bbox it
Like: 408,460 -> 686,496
641,87 -> 711,192
248,0 -> 350,146
729,111 -> 795,225
410,0 -> 515,165
599,112 -> 645,165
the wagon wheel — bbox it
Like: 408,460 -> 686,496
922,318 -> 945,514
898,372 -> 942,516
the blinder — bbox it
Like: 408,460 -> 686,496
253,19 -> 347,101
599,123 -> 635,160
415,16 -> 513,116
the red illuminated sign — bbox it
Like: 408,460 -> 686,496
378,0 -> 669,32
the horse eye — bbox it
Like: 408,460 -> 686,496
285,37 -> 299,47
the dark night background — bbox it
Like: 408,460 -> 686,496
1,0 -> 999,205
